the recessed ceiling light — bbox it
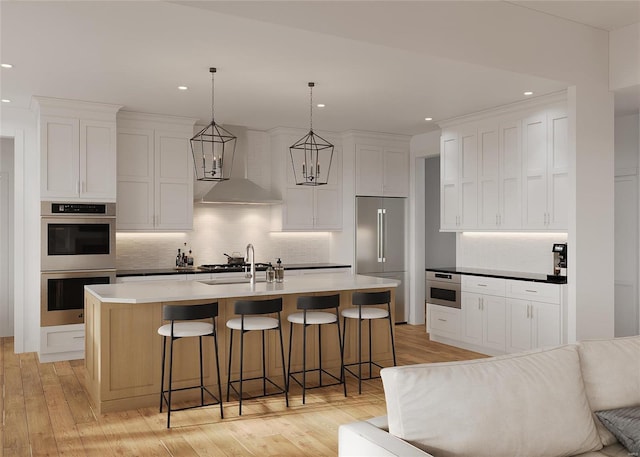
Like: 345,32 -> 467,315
1,99 -> 11,103
317,103 -> 325,108
1,63 -> 13,69
424,117 -> 433,121
178,86 -> 188,90
524,91 -> 534,96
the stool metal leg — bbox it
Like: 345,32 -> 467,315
302,322 -> 307,404
287,321 -> 293,394
239,327 -> 244,416
213,327 -> 224,419
167,335 -> 175,428
388,311 -> 397,366
277,313 -> 289,407
358,315 -> 362,395
318,325 -> 323,387
262,330 -> 267,397
199,336 -> 204,406
336,318 -> 347,398
368,319 -> 373,375
226,329 -> 234,402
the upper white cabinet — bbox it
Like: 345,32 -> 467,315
116,112 -> 197,231
355,143 -> 409,197
270,128 -> 342,231
440,95 -> 567,232
34,97 -> 122,201
440,128 -> 478,230
522,106 -> 568,230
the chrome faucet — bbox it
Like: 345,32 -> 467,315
245,243 -> 256,286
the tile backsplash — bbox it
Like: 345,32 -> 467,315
116,205 -> 331,270
458,232 -> 568,274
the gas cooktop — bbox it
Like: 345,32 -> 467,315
198,263 -> 271,272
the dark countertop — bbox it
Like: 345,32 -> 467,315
117,263 -> 351,277
426,266 -> 567,284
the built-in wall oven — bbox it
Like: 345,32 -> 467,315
41,202 -> 116,326
426,271 -> 461,309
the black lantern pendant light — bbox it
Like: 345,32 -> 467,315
289,82 -> 334,186
191,67 -> 237,181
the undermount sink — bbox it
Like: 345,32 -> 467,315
199,277 -> 267,286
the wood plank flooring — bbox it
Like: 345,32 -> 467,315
1,325 -> 485,457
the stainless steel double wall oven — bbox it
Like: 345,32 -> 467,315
41,202 -> 116,326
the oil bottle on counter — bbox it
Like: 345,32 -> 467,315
265,263 -> 275,283
275,258 -> 284,283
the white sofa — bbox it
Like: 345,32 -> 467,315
339,335 -> 640,457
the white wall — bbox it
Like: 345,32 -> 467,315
610,23 -> 640,92
408,130 -> 441,324
0,138 -> 14,337
614,112 -> 640,336
457,232 -> 568,274
0,105 -> 39,353
117,204 -> 332,270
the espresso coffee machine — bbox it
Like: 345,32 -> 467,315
552,243 -> 567,276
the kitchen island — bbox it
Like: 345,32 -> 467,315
84,273 -> 398,413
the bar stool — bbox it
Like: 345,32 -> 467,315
158,302 -> 223,428
341,290 -> 397,394
287,294 -> 347,404
226,297 -> 289,415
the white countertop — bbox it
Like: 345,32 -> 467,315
85,273 -> 399,304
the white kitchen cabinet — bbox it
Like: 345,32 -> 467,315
440,128 -> 478,230
477,121 -> 522,229
505,279 -> 561,352
427,303 -> 461,340
506,298 -> 561,352
461,276 -> 506,352
35,97 -> 121,201
355,144 -> 409,197
39,323 -> 85,363
116,112 -> 196,231
439,95 -> 567,232
270,128 -> 342,231
522,106 -> 568,230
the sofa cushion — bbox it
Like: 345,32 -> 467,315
595,406 -> 640,455
578,335 -> 640,445
381,345 -> 602,457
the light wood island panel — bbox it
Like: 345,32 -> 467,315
84,275 -> 397,414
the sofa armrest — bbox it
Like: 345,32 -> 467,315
338,416 -> 432,457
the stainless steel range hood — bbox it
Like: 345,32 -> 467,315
200,178 -> 281,204
194,125 -> 281,205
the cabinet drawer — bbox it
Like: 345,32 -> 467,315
428,304 -> 461,338
462,276 -> 505,296
40,324 -> 85,354
506,280 -> 560,304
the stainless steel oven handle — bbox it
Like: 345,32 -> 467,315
377,209 -> 383,263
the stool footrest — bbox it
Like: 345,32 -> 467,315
289,368 -> 342,390
343,361 -> 386,381
227,376 -> 287,400
161,385 -> 222,412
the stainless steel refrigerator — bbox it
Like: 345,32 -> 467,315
356,196 -> 406,323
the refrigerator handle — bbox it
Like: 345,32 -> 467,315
377,208 -> 384,263
381,208 -> 386,262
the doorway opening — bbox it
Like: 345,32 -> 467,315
0,137 -> 15,337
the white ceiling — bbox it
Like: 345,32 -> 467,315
0,2 -> 637,136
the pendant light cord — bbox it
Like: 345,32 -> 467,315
211,69 -> 215,122
309,83 -> 313,132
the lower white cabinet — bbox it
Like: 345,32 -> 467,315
39,323 -> 85,363
428,304 -> 461,339
461,292 -> 506,352
429,275 -> 563,356
506,298 -> 561,353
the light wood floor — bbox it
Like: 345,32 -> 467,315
0,325 -> 485,457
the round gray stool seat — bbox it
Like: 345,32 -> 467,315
287,311 -> 337,325
158,322 -> 213,338
226,316 -> 279,331
341,307 -> 389,320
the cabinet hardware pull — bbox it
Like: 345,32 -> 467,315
496,214 -> 498,225
526,305 -> 530,319
72,336 -> 85,339
477,284 -> 487,287
438,318 -> 447,322
525,289 -> 537,293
